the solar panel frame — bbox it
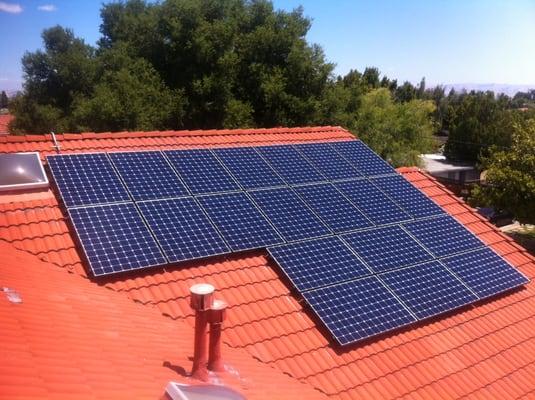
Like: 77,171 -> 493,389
109,151 -> 189,201
294,183 -> 373,233
294,142 -> 363,181
68,202 -> 167,276
380,260 -> 478,319
267,236 -> 372,292
47,153 -> 131,207
164,149 -> 240,195
330,140 -> 396,177
342,225 -> 434,273
214,147 -> 286,189
302,276 -> 416,345
442,247 -> 529,299
249,187 -> 332,242
137,197 -> 230,263
370,174 -> 445,218
403,215 -> 485,258
256,145 -> 327,185
197,191 -> 284,251
336,179 -> 413,225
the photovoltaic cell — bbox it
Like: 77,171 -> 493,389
295,142 -> 362,181
165,149 -> 239,194
302,276 -> 416,345
342,225 -> 433,273
257,145 -> 326,185
381,261 -> 477,319
331,140 -> 395,177
403,215 -> 484,257
249,187 -> 331,242
109,151 -> 188,201
47,153 -> 130,207
295,183 -> 373,233
137,198 -> 229,262
267,237 -> 371,292
371,174 -> 445,218
197,192 -> 283,251
214,147 -> 285,189
442,247 -> 529,299
68,203 -> 166,276
336,179 -> 412,225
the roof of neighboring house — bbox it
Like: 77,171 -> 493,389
0,114 -> 14,134
1,126 -> 534,399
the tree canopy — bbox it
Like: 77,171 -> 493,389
470,119 -> 535,224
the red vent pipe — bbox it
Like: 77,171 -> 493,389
208,299 -> 228,372
189,283 -> 214,381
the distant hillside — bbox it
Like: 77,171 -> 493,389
442,84 -> 534,97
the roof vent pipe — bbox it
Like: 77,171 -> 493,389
189,283 -> 214,381
208,299 -> 228,372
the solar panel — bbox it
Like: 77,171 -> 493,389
342,225 -> 433,273
380,260 -> 477,319
257,145 -> 326,185
214,147 -> 285,189
47,153 -> 130,207
268,237 -> 371,291
295,142 -> 362,181
165,149 -> 239,194
197,192 -> 283,251
137,198 -> 229,262
442,247 -> 529,299
331,140 -> 395,177
371,174 -> 445,218
295,183 -> 373,233
249,187 -> 331,242
302,276 -> 416,345
68,203 -> 166,276
403,215 -> 484,257
109,151 -> 188,201
336,179 -> 412,225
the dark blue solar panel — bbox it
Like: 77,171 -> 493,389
268,237 -> 371,291
109,151 -> 188,201
249,188 -> 331,242
442,248 -> 529,299
47,153 -> 130,207
371,174 -> 445,218
197,192 -> 283,251
336,179 -> 412,225
302,276 -> 416,345
295,183 -> 373,233
331,140 -> 395,176
165,149 -> 239,194
381,260 -> 477,319
403,215 -> 484,257
257,145 -> 326,185
295,142 -> 362,180
68,203 -> 166,276
214,147 -> 285,189
138,198 -> 229,262
342,226 -> 433,273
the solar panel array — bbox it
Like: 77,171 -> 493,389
47,139 -> 529,345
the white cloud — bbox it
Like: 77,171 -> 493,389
38,4 -> 56,12
0,2 -> 22,13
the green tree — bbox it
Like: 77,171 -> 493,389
444,91 -> 516,162
470,119 -> 535,224
354,88 -> 436,167
0,91 -> 8,108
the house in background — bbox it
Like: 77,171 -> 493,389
1,126 -> 534,399
0,114 -> 13,135
420,153 -> 480,195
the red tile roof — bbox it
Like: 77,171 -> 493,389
0,114 -> 13,134
1,126 -> 535,399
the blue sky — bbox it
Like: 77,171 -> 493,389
1,0 -> 534,91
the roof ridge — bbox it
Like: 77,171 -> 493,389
1,125 -> 349,143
